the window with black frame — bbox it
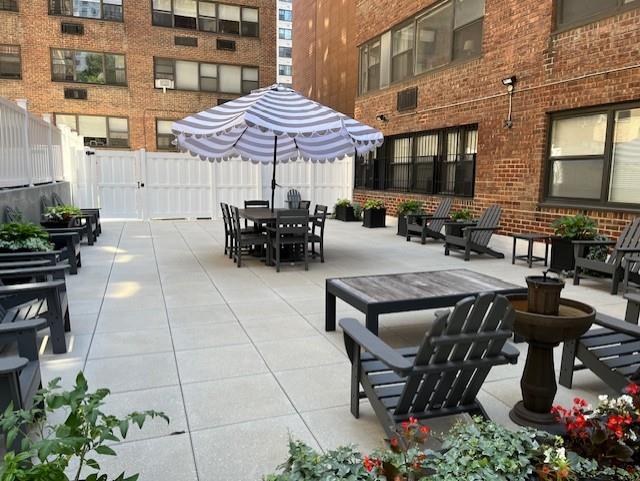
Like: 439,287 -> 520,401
156,119 -> 178,151
0,45 -> 21,79
546,103 -> 640,207
51,49 -> 126,85
151,0 -> 258,37
556,0 -> 638,29
0,0 -> 18,11
49,0 -> 123,20
55,113 -> 129,148
355,125 -> 477,197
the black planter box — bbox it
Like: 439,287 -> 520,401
41,218 -> 75,229
445,221 -> 471,238
335,205 -> 356,222
363,208 -> 386,228
549,237 -> 576,273
397,214 -> 424,236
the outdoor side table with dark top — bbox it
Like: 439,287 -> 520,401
511,233 -> 550,268
325,269 -> 527,335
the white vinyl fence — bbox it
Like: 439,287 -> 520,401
75,149 -> 353,220
0,97 -> 82,188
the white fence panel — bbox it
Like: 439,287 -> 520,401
95,150 -> 140,219
144,152 -> 213,219
0,98 -> 74,188
214,159 -> 263,218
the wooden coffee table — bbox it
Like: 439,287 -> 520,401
325,269 -> 527,335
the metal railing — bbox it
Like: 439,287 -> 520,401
0,97 -> 81,188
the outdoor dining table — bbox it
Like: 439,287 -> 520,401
238,207 -> 321,223
325,269 -> 527,335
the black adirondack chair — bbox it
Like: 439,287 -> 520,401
4,207 -> 82,275
309,204 -> 327,263
286,189 -> 302,209
340,293 -> 518,437
560,293 -> 640,393
51,191 -> 102,236
267,209 -> 310,272
0,265 -> 71,354
230,206 -> 267,268
406,198 -> 453,244
41,195 -> 96,246
573,218 -> 640,295
444,205 -> 504,261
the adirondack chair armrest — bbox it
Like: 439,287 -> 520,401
46,229 -> 83,237
339,318 -> 413,375
464,226 -> 499,232
0,279 -> 65,295
444,221 -> 476,228
405,213 -> 429,221
624,292 -> 640,306
0,317 -> 48,335
501,342 -> 520,364
0,265 -> 69,278
0,251 -> 61,260
594,312 -> 640,338
617,247 -> 640,253
0,356 -> 28,375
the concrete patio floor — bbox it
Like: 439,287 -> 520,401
38,218 -> 629,481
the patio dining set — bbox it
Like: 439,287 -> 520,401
219,191 -> 328,272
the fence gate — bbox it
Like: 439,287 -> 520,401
95,150 -> 143,219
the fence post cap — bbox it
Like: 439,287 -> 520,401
15,98 -> 28,110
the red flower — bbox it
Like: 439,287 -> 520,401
389,437 -> 399,447
419,425 -> 430,434
626,383 -> 640,396
363,456 -> 381,472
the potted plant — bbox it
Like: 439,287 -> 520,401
0,222 -> 54,253
42,205 -> 82,228
396,200 -> 423,237
445,208 -> 473,237
549,215 -> 598,273
362,199 -> 386,228
334,198 -> 357,222
0,372 -> 168,481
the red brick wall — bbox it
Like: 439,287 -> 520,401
353,1 -> 640,239
0,0 -> 276,150
292,0 -> 357,116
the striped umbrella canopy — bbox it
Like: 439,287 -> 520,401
172,84 -> 383,209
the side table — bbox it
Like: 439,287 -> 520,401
512,233 -> 550,268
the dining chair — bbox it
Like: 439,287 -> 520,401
267,209 -> 309,272
230,206 -> 267,268
309,204 -> 328,263
220,202 -> 233,258
244,200 -> 270,230
299,200 -> 311,210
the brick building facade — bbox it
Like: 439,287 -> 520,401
352,0 -> 640,238
0,0 -> 276,150
292,0 -> 357,116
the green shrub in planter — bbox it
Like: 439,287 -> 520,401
334,199 -> 357,222
549,215 -> 599,273
0,222 -> 54,252
451,208 -> 473,221
397,200 -> 423,236
362,200 -> 386,228
0,372 -> 168,481
44,205 -> 82,225
446,208 -> 474,237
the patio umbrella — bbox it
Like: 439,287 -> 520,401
171,84 -> 383,209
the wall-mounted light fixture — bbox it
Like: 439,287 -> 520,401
375,114 -> 388,123
502,76 -> 517,129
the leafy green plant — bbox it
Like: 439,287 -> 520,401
335,198 -> 352,208
551,215 -> 598,240
0,372 -> 168,481
451,208 -> 473,221
0,222 -> 53,252
264,440 -> 371,481
363,199 -> 385,210
44,205 -> 82,223
352,202 -> 363,221
397,200 -> 423,217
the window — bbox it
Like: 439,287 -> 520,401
354,124 -> 477,197
278,64 -> 292,76
51,49 -> 126,85
546,103 -> 640,206
54,113 -> 129,148
156,120 -> 177,150
0,45 -> 21,80
556,0 -> 638,29
278,8 -> 292,21
0,0 -> 18,11
154,57 -> 258,94
278,28 -> 292,40
359,0 -> 484,94
279,46 -> 292,58
151,1 -> 258,36
48,0 -> 122,20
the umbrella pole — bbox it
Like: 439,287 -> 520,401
271,135 -> 278,212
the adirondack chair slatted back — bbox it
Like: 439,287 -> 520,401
287,189 -> 301,209
51,192 -> 65,207
4,207 -> 23,223
427,198 -> 453,233
609,218 -> 640,265
470,205 -> 502,246
393,293 -> 515,417
40,195 -> 53,215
